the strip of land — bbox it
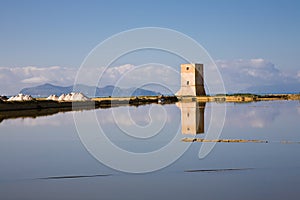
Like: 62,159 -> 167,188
187,93 -> 300,102
182,138 -> 300,144
185,168 -> 253,173
0,94 -> 299,115
0,96 -> 177,112
182,138 -> 268,143
37,174 -> 111,180
0,96 -> 177,122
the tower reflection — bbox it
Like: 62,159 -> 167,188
176,101 -> 206,135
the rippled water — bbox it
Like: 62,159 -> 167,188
0,101 -> 300,200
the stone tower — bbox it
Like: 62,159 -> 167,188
176,63 -> 206,96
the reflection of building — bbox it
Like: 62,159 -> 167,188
176,63 -> 206,96
176,101 -> 205,135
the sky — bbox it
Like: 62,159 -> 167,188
0,0 -> 300,95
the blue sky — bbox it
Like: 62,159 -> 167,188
0,0 -> 300,94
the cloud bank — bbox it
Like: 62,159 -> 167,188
0,59 -> 299,95
216,59 -> 300,93
0,66 -> 76,95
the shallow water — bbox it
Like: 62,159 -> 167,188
0,101 -> 300,200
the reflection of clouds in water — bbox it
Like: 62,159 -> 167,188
2,105 -> 179,128
226,104 -> 280,128
297,106 -> 300,115
0,104 -> 170,128
130,105 -> 172,127
250,119 -> 265,128
97,105 -> 177,127
1,112 -> 74,127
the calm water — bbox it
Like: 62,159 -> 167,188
0,101 -> 300,200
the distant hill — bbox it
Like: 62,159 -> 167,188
20,83 -> 161,97
241,83 -> 300,94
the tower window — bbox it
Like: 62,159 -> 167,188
187,81 -> 189,85
186,67 -> 189,70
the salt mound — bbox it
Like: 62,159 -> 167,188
57,92 -> 90,101
58,94 -> 66,101
7,94 -> 34,101
70,93 -> 90,101
46,94 -> 59,101
63,93 -> 72,101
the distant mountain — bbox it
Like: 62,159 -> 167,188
241,83 -> 300,94
20,83 -> 161,97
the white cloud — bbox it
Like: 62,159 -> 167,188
216,58 -> 300,93
98,64 -> 135,85
21,76 -> 50,84
0,66 -> 76,95
98,64 -> 180,94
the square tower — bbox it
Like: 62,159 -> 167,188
176,63 -> 206,96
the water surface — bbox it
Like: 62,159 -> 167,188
0,101 -> 300,200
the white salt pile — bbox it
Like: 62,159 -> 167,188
7,94 -> 34,101
72,93 -> 90,101
63,93 -> 73,101
49,93 -> 90,101
58,94 -> 66,101
46,94 -> 59,101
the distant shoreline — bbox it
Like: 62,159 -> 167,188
0,94 -> 299,113
1,94 -> 299,123
0,96 -> 177,112
183,93 -> 300,102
